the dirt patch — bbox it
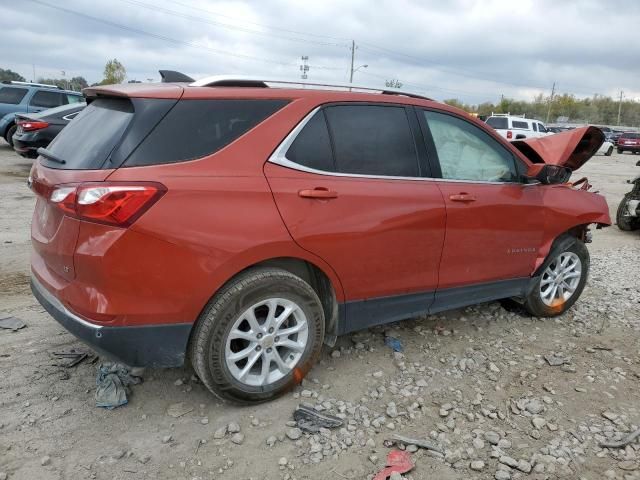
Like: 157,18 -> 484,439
0,271 -> 31,296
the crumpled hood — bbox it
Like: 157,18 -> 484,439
512,126 -> 604,171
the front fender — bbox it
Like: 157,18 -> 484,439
531,186 -> 610,274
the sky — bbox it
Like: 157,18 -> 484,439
1,0 -> 637,104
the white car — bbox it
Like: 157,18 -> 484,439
485,114 -> 552,141
596,140 -> 614,156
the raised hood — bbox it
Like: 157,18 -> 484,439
512,126 -> 604,171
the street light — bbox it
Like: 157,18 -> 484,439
350,64 -> 368,83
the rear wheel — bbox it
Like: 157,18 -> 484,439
190,268 -> 324,403
617,194 -> 640,231
606,146 -> 613,156
4,124 -> 16,147
524,238 -> 589,317
617,148 -> 623,154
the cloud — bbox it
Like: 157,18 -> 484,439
1,0 -> 637,104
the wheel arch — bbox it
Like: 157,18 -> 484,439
531,224 -> 592,276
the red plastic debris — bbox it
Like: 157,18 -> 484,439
373,450 -> 414,480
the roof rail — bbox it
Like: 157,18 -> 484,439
490,112 -> 526,118
189,75 -> 433,101
2,80 -> 62,89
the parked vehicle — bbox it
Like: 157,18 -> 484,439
12,103 -> 86,158
617,132 -> 640,154
485,113 -> 551,141
596,139 -> 614,156
29,76 -> 610,403
616,160 -> 640,231
0,81 -> 83,146
610,131 -> 624,145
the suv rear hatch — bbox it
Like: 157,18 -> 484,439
30,84 -> 183,283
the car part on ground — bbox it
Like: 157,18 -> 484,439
29,77 -> 611,403
616,160 -> 640,231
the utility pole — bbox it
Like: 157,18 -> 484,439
349,40 -> 356,84
617,90 -> 624,126
299,56 -> 309,80
545,82 -> 556,124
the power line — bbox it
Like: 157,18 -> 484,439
118,0 -> 349,49
24,0 -> 336,70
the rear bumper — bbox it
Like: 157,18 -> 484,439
31,274 -> 192,367
618,145 -> 640,151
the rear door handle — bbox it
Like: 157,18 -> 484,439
449,193 -> 476,202
298,187 -> 338,199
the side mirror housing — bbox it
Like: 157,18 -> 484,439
526,164 -> 572,185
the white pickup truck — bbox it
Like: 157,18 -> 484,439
485,113 -> 552,141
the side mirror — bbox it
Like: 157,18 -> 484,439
526,164 -> 572,185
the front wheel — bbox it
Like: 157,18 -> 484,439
606,146 -> 613,156
190,268 -> 325,403
524,238 -> 589,317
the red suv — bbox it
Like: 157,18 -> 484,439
617,132 -> 640,154
29,76 -> 611,402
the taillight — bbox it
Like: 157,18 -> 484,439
18,120 -> 49,131
48,182 -> 166,227
506,130 -> 513,139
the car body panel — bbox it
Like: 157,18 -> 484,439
512,126 -> 604,171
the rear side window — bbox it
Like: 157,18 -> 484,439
126,99 -> 288,166
30,90 -> 67,108
44,98 -> 133,169
323,105 -> 419,177
0,87 -> 28,104
532,123 -> 537,132
67,94 -> 83,104
511,120 -> 529,129
486,117 -> 508,129
285,110 -> 334,172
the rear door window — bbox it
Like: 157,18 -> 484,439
532,123 -> 537,132
323,105 -> 419,177
0,87 -> 28,104
511,120 -> 529,129
423,110 -> 518,182
30,90 -> 67,108
126,99 -> 288,166
285,110 -> 334,172
486,117 -> 508,129
44,98 -> 133,169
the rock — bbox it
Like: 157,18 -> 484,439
41,456 -> 51,466
166,402 -> 193,418
495,471 -> 511,480
331,350 -> 341,358
497,439 -> 511,449
278,457 -> 288,467
201,417 -> 209,425
213,425 -> 227,439
174,378 -> 183,386
499,456 -> 519,469
227,422 -> 241,433
266,435 -> 277,447
390,472 -> 403,480
544,353 -> 568,366
286,427 -> 302,440
473,437 -> 485,450
373,371 -> 384,378
231,433 -> 244,445
386,402 -> 398,418
489,362 -> 500,373
485,431 -> 500,445
138,455 -> 151,464
532,417 -> 547,429
161,435 -> 172,444
517,460 -> 532,473
0,472 -> 6,480
470,460 -> 485,471
619,460 -> 638,471
525,399 -> 544,415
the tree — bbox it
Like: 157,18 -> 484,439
385,79 -> 403,89
102,59 -> 126,84
0,68 -> 25,82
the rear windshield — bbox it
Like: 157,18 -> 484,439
44,98 -> 133,169
621,133 -> 640,139
125,99 -> 289,166
486,117 -> 508,129
0,87 -> 28,105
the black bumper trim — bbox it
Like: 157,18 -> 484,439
31,276 -> 192,367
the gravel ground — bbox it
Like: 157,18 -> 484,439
0,139 -> 638,480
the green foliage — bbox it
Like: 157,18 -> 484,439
452,93 -> 639,127
102,59 -> 126,85
385,79 -> 403,89
0,68 -> 25,82
37,76 -> 88,91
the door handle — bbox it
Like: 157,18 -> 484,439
298,187 -> 338,199
449,193 -> 476,202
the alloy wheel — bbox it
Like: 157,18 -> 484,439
539,252 -> 582,307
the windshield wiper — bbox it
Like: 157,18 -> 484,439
37,147 -> 66,165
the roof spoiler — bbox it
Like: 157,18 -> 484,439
159,70 -> 195,83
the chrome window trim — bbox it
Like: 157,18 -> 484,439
62,112 -> 80,121
267,106 -> 530,186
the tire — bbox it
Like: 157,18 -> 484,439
617,194 -> 640,231
523,236 -> 589,317
617,148 -> 623,154
606,146 -> 613,156
4,124 -> 16,147
189,267 -> 325,403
